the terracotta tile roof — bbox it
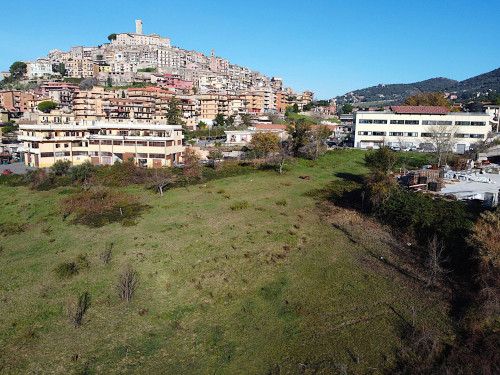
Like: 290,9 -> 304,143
391,106 -> 449,114
253,124 -> 287,130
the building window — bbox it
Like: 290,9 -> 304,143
405,132 -> 418,137
422,120 -> 437,125
421,133 -> 432,137
455,121 -> 470,126
389,132 -> 403,136
113,141 -> 123,145
149,141 -> 166,147
390,120 -> 404,124
41,152 -> 54,158
471,121 -> 486,126
373,120 -> 387,124
358,131 -> 371,135
359,119 -> 373,124
55,144 -> 61,148
149,153 -> 165,159
372,131 -> 386,136
405,120 -> 419,125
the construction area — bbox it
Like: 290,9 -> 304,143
399,158 -> 500,207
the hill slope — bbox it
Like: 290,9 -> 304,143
337,67 -> 500,105
0,151 -> 451,374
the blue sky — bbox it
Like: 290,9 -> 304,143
1,0 -> 498,98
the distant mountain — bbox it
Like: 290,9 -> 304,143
337,67 -> 500,106
448,67 -> 500,99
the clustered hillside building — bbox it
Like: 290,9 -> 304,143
1,20 -> 319,125
353,106 -> 491,153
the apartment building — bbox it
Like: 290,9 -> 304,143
127,87 -> 172,121
73,86 -> 118,121
199,94 -> 230,121
108,98 -> 155,122
66,58 -> 95,78
41,82 -> 79,111
20,92 -> 49,113
354,106 -> 491,152
26,60 -> 54,78
19,121 -> 184,168
0,90 -> 21,112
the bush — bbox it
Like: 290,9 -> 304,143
24,169 -> 51,190
67,161 -> 95,183
364,147 -> 397,173
275,199 -> 288,206
53,262 -> 78,279
68,292 -> 91,328
0,222 -> 26,236
50,160 -> 72,177
59,187 -> 149,228
230,201 -> 249,211
117,265 -> 139,302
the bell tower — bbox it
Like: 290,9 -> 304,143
135,20 -> 143,34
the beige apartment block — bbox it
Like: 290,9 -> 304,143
74,87 -> 118,121
199,94 -> 229,120
66,58 -> 95,78
108,98 -> 155,122
19,121 -> 184,168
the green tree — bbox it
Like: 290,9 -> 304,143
292,103 -> 299,113
286,118 -> 311,156
53,62 -> 66,77
241,113 -> 251,127
364,147 -> 398,173
225,115 -> 235,127
38,101 -> 57,113
166,97 -> 184,125
214,113 -> 225,127
341,104 -> 353,114
404,91 -> 452,107
9,61 -> 27,79
107,77 -> 113,87
108,33 -> 117,41
303,102 -> 313,111
249,132 -> 279,157
198,121 -> 207,130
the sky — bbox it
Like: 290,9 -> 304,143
1,0 -> 499,99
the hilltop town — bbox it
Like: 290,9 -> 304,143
0,20 -> 319,128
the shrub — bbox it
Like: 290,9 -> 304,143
24,169 -> 51,190
230,201 -> 249,211
0,222 -> 26,236
68,292 -> 91,328
59,187 -> 149,228
276,199 -> 288,206
101,242 -> 113,265
53,262 -> 78,279
50,160 -> 72,177
117,265 -> 139,302
67,161 -> 95,183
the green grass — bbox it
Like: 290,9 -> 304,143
0,149 -> 451,374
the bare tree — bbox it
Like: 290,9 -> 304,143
117,265 -> 139,302
267,140 -> 294,174
426,235 -> 447,287
67,292 -> 91,328
422,124 -> 458,166
147,168 -> 177,196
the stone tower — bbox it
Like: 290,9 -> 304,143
135,20 -> 143,34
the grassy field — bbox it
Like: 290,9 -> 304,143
0,150 -> 451,374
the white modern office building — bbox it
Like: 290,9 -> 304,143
353,106 -> 491,153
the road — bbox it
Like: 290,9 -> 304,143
0,162 -> 36,174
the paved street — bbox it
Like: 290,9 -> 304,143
0,162 -> 36,174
